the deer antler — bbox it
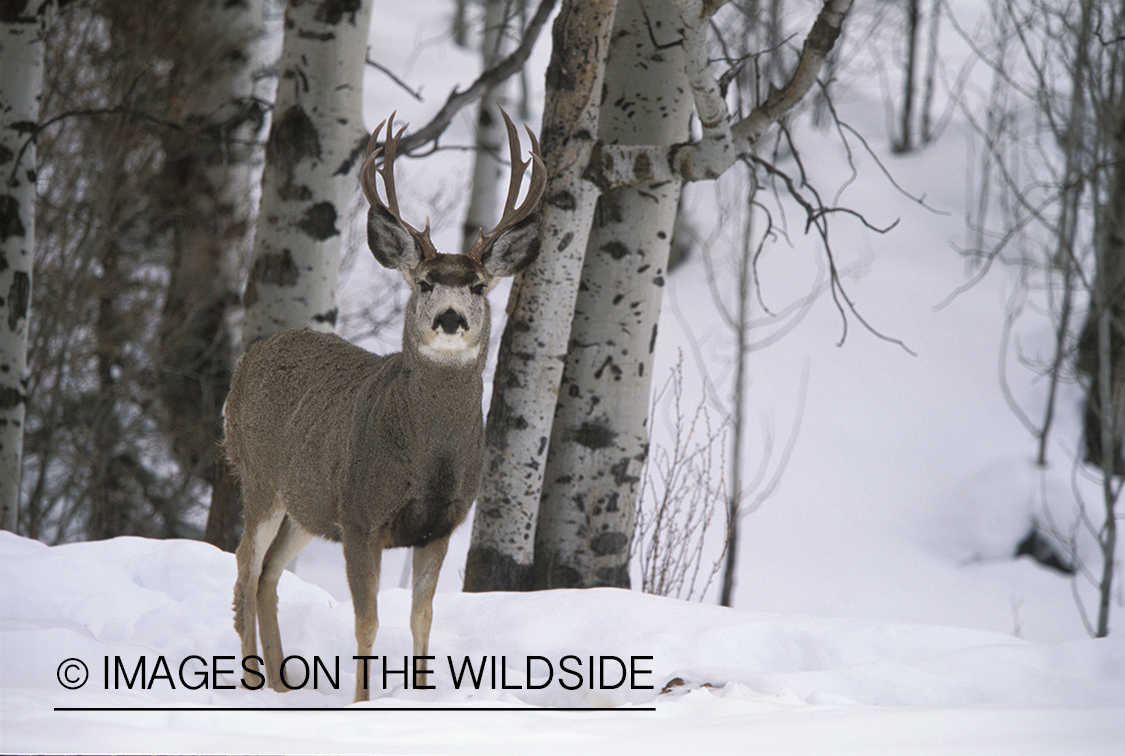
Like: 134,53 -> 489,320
467,107 -> 546,262
361,113 -> 438,260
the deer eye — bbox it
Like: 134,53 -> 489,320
419,280 -> 434,293
470,282 -> 486,296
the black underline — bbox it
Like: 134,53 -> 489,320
55,706 -> 656,712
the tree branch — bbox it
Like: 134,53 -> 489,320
391,0 -> 557,155
365,55 -> 423,101
590,0 -> 854,186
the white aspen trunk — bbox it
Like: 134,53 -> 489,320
0,0 -> 54,533
211,0 -> 369,550
465,0 -> 852,591
463,0 -> 619,592
241,0 -> 373,344
155,0 -> 274,484
460,0 -> 510,256
588,0 -> 854,187
531,0 -> 691,589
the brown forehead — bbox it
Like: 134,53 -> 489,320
419,254 -> 484,286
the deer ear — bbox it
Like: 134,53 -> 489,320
478,212 -> 541,279
367,204 -> 423,273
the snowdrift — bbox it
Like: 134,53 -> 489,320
1,531 -> 1122,754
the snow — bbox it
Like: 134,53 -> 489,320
3,0 -> 1123,753
2,531 -> 1123,754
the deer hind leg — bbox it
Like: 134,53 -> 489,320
233,500 -> 285,687
256,513 -> 314,691
410,535 -> 450,689
344,530 -> 383,702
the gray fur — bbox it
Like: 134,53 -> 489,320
225,126 -> 541,700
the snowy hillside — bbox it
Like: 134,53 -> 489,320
3,0 -> 1124,752
1,531 -> 1123,754
320,0 -> 1118,643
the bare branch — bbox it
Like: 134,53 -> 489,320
672,0 -> 736,163
735,0 -> 853,143
365,54 -> 423,101
591,0 -> 854,187
748,154 -> 917,356
389,0 -> 557,155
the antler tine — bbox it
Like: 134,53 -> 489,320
360,113 -> 406,220
360,113 -> 438,259
500,107 -> 547,227
360,116 -> 387,209
468,107 -> 546,261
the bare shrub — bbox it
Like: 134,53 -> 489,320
634,356 -> 731,601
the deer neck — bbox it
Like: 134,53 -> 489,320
399,336 -> 486,408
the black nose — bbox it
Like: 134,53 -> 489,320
434,309 -> 469,334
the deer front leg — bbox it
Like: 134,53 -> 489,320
410,535 -> 450,690
344,531 -> 383,703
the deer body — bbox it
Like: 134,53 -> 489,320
225,330 -> 484,549
225,111 -> 544,702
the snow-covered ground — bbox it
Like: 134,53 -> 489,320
2,532 -> 1123,754
2,0 -> 1123,753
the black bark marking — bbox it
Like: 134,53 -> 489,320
544,29 -> 576,92
268,106 -> 320,201
545,563 -> 582,589
316,0 -> 362,25
7,271 -> 29,330
602,241 -> 630,260
593,355 -> 623,381
573,420 -> 615,450
0,196 -> 25,241
547,190 -> 577,210
312,307 -> 338,326
610,457 -> 638,487
463,545 -> 534,592
296,201 -> 339,240
243,250 -> 300,307
485,394 -> 529,451
333,133 -> 369,177
590,531 -> 628,556
585,141 -> 613,193
0,385 -> 24,410
632,151 -> 653,182
595,564 -> 630,588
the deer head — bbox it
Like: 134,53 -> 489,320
361,109 -> 546,366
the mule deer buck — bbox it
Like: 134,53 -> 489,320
224,109 -> 545,702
